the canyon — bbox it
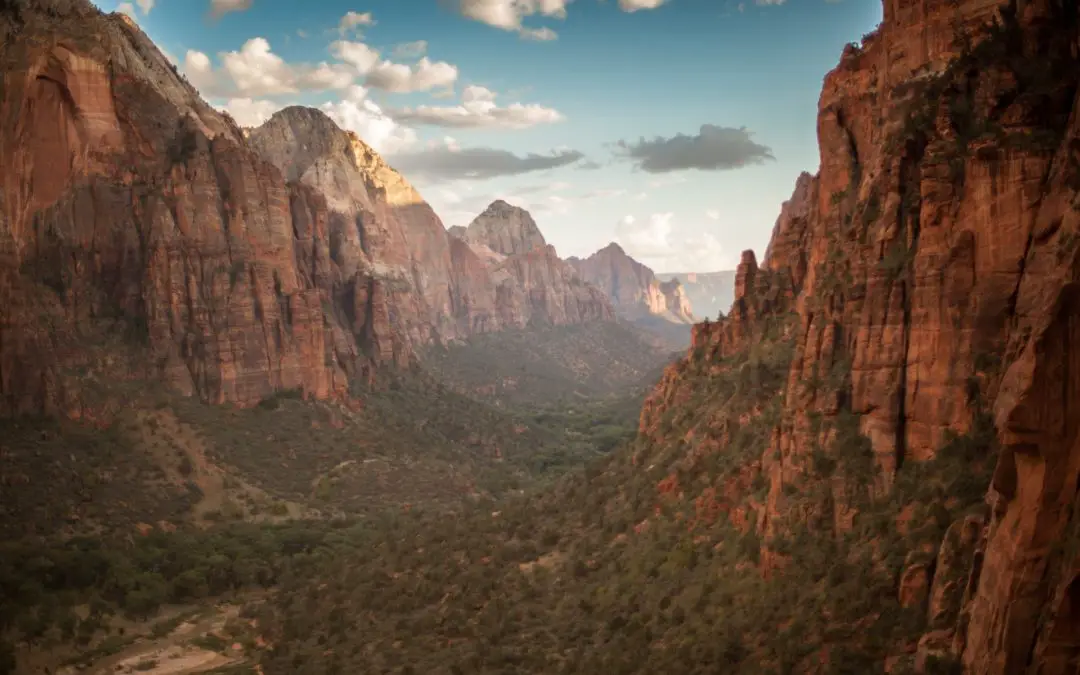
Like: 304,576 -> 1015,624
1,0 -> 1078,672
0,2 -> 614,418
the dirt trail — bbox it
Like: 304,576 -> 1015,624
83,605 -> 247,675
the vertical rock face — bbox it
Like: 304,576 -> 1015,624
638,0 -> 1080,671
246,106 -> 459,362
0,0 -> 614,415
0,2 -> 350,414
569,242 -> 696,324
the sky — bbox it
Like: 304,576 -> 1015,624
93,0 -> 882,273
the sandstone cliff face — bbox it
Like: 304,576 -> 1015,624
247,106 -> 461,364
637,0 -> 1080,671
0,1 -> 615,414
569,243 -> 695,324
0,1 -> 351,414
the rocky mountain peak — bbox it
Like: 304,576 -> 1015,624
569,242 -> 695,325
464,200 -> 548,256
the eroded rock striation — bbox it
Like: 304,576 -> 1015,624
638,0 -> 1079,671
0,0 -> 613,415
569,242 -> 695,324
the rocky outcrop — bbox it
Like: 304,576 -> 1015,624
0,0 -> 613,416
637,0 -> 1080,671
462,200 -> 547,257
657,270 -> 736,321
568,243 -> 695,324
449,202 -> 613,330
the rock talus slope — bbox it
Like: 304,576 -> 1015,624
0,0 -> 614,415
638,0 -> 1079,671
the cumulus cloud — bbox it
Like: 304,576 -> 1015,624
618,0 -> 667,10
118,0 -> 153,15
706,209 -> 720,220
184,39 -> 354,98
338,11 -> 375,35
615,124 -> 775,173
392,40 -> 428,58
386,145 -> 586,181
366,57 -> 458,93
329,41 -> 458,93
616,213 -> 735,272
391,85 -> 563,130
454,0 -> 570,40
330,40 -> 381,72
222,98 -> 279,127
320,86 -> 418,155
210,0 -> 252,19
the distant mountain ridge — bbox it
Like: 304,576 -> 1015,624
657,270 -> 736,321
567,243 -> 695,325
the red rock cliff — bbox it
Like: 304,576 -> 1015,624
638,0 -> 1080,671
0,2 -> 352,413
0,1 -> 615,414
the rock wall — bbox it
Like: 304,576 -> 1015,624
639,0 -> 1080,671
0,0 -> 614,415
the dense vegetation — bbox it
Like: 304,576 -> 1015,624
247,303 -> 996,674
422,320 -> 675,408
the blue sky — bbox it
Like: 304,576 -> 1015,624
96,0 -> 881,273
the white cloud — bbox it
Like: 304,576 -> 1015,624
616,213 -> 674,258
330,41 -> 458,93
116,2 -> 136,17
183,39 -> 354,98
320,85 -> 418,155
616,212 -> 735,272
366,57 -> 458,93
136,0 -> 154,12
706,209 -> 720,220
297,29 -> 309,39
331,40 -> 381,73
210,0 -> 252,19
455,0 -> 570,40
338,11 -> 375,35
755,0 -> 786,4
222,98 -> 279,127
391,84 -> 563,129
520,27 -> 558,41
392,40 -> 428,58
618,0 -> 667,11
